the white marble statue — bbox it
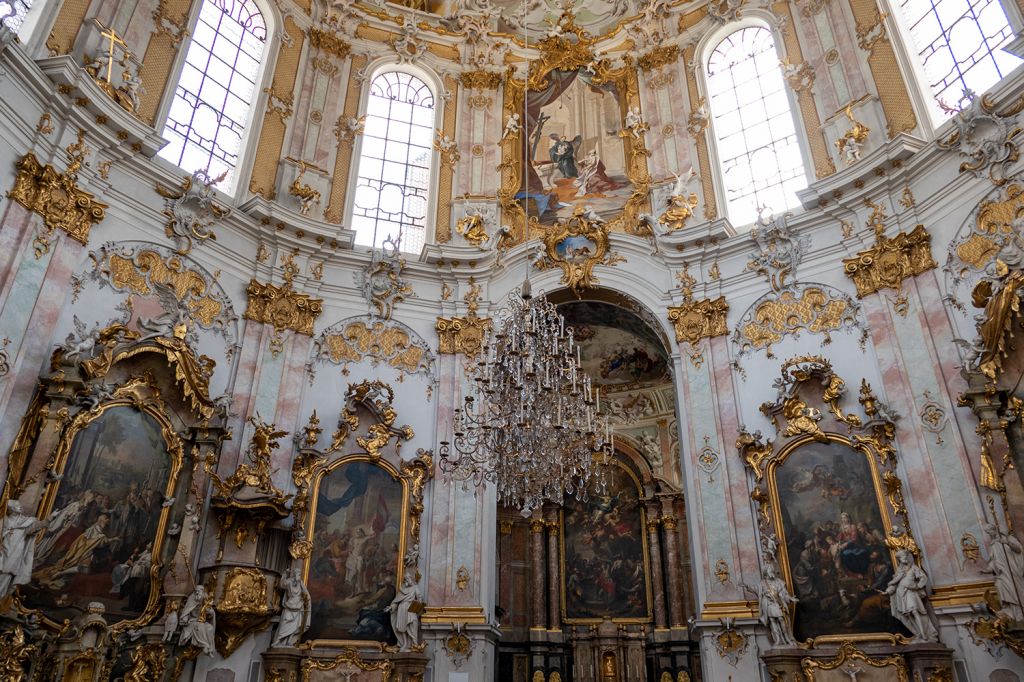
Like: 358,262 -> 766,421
179,584 -> 216,656
624,106 -> 646,139
386,570 -> 422,651
0,500 -> 47,600
982,523 -> 1024,622
501,112 -> 521,141
884,549 -> 938,642
162,599 -> 180,642
744,564 -> 798,647
271,568 -> 311,648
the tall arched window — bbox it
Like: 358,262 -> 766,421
159,0 -> 267,191
706,25 -> 809,227
894,0 -> 1021,123
0,0 -> 32,31
351,71 -> 436,253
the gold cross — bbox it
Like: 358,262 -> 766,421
99,26 -> 127,83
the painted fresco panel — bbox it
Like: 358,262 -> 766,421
775,440 -> 906,640
562,463 -> 649,620
25,407 -> 174,623
306,460 -> 404,642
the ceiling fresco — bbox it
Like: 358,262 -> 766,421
557,300 -> 672,390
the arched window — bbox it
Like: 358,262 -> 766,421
0,0 -> 32,31
893,0 -> 1021,123
706,25 -> 809,227
159,0 -> 267,192
351,70 -> 436,253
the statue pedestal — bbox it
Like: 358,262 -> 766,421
762,641 -> 954,681
391,650 -> 429,681
262,646 -> 427,681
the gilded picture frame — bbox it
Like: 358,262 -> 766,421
559,458 -> 653,624
24,375 -> 186,634
737,357 -> 920,645
498,12 -> 652,243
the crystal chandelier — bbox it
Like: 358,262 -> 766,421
438,280 -> 613,515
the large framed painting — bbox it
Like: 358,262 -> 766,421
303,458 -> 408,643
24,403 -> 184,626
770,436 -> 908,641
498,15 -> 651,239
561,459 -> 651,622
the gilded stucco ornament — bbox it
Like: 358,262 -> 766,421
937,89 -> 1023,186
842,199 -> 937,315
781,58 -> 815,92
712,619 -> 748,666
0,625 -> 35,681
288,161 -> 321,216
651,170 -> 700,234
537,206 -> 626,296
434,129 -> 461,166
801,641 -> 910,681
207,416 -> 292,548
214,567 -> 273,656
300,648 -> 394,682
836,104 -> 870,165
443,622 -> 473,668
459,69 -> 503,90
123,643 -> 166,681
245,251 -> 324,353
733,210 -> 868,364
310,316 -> 436,385
667,263 -> 728,366
334,114 -> 366,146
437,278 -> 493,357
357,237 -> 413,321
7,129 -> 106,255
155,169 -> 230,254
308,24 -> 351,59
455,208 -> 490,248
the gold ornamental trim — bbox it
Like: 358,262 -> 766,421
8,147 -> 107,248
459,69 -> 503,90
801,641 -> 909,681
843,202 -> 936,298
436,315 -> 493,357
215,567 -> 273,656
308,27 -> 351,59
540,207 -> 626,296
699,600 -> 758,620
668,297 -> 728,346
301,648 -> 394,682
638,44 -> 680,72
315,319 -> 432,376
929,581 -> 995,607
736,287 -> 856,351
244,278 -> 323,336
420,605 -> 487,624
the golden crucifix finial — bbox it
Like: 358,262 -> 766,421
99,25 -> 127,84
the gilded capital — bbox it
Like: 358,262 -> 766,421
243,278 -> 323,336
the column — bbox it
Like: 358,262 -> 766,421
645,511 -> 668,629
661,514 -> 684,627
530,516 -> 546,630
546,518 -> 561,630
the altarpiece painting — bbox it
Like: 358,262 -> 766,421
304,459 -> 406,643
562,460 -> 650,621
772,438 -> 908,640
23,405 -> 181,624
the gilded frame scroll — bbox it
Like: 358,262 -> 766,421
559,458 -> 654,624
23,375 -> 186,634
498,11 -> 652,243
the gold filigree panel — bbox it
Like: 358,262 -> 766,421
735,287 -> 859,351
801,641 -> 909,681
314,318 -> 433,377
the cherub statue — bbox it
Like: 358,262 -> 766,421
836,104 -> 870,165
137,282 -> 192,343
118,65 -> 145,113
623,106 -> 649,139
501,112 -> 521,141
62,316 -> 102,361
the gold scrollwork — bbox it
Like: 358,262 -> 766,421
215,567 -> 272,657
0,625 -> 35,681
540,206 -> 625,296
314,317 -> 433,380
123,642 -> 167,682
801,640 -> 909,681
437,315 -> 492,357
244,279 -> 323,337
638,44 -> 680,72
459,69 -> 503,90
301,648 -> 394,682
7,130 -> 107,250
668,298 -> 728,346
308,26 -> 351,59
843,201 -> 936,302
736,287 -> 858,351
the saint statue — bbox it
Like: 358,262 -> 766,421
179,584 -> 217,656
981,523 -> 1024,622
386,570 -> 422,651
271,568 -> 311,648
744,564 -> 798,647
0,500 -> 47,600
884,549 -> 938,642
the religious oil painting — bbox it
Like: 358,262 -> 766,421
305,460 -> 405,642
516,70 -> 634,224
558,301 -> 670,389
24,407 -> 176,624
562,461 -> 650,621
774,439 -> 907,640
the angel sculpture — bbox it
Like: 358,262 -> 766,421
62,316 -> 102,361
501,112 -> 521,141
137,282 -> 192,343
